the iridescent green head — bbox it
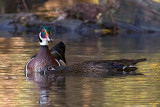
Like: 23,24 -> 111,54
39,26 -> 53,45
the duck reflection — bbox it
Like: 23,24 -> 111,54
26,67 -> 65,105
29,72 -> 66,105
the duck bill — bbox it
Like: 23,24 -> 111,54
48,36 -> 53,43
46,33 -> 53,43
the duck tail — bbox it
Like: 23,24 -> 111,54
121,58 -> 146,72
134,58 -> 147,64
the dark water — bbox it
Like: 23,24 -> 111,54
1,31 -> 160,106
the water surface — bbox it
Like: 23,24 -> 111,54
0,31 -> 160,106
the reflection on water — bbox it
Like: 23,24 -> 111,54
0,31 -> 160,106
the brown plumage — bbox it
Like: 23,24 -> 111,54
26,46 -> 59,77
39,58 -> 147,78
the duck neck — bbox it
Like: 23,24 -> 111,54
39,45 -> 49,51
38,45 -> 50,56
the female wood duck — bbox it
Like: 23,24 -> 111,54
39,58 -> 146,78
25,26 -> 66,77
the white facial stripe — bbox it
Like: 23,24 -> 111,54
39,32 -> 49,46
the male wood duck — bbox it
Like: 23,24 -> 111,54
25,26 -> 66,77
39,58 -> 147,78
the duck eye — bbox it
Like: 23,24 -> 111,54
42,29 -> 45,32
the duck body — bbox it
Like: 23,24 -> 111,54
25,26 -> 66,78
26,46 -> 59,76
39,58 -> 146,78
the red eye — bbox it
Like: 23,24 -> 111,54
42,29 -> 45,32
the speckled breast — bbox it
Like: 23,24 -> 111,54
26,51 -> 59,77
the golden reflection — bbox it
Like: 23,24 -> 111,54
0,80 -> 38,106
102,59 -> 160,106
0,37 -> 29,71
81,80 -> 92,107
152,0 -> 160,3
0,36 -> 40,106
10,37 -> 25,46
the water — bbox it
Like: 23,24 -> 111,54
1,0 -> 160,106
0,31 -> 160,106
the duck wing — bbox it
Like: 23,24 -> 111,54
83,58 -> 146,66
50,42 -> 66,64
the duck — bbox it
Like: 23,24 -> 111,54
25,26 -> 66,77
39,58 -> 146,78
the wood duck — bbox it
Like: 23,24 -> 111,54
25,26 -> 66,77
39,58 -> 146,78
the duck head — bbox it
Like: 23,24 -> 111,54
39,26 -> 53,46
